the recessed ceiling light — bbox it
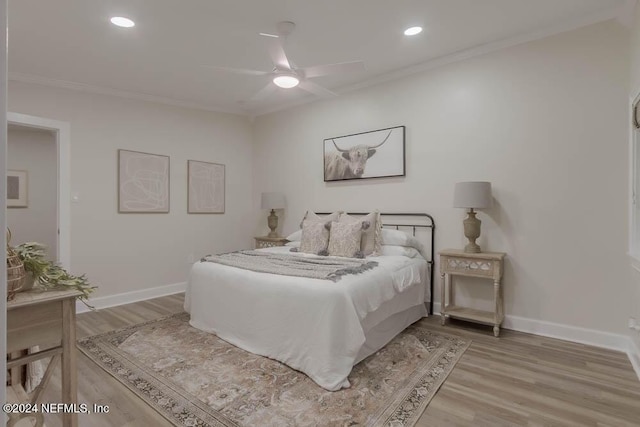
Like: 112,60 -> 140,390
110,17 -> 135,28
404,26 -> 423,36
273,75 -> 299,89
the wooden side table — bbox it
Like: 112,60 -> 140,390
6,289 -> 82,427
254,236 -> 288,249
439,249 -> 506,337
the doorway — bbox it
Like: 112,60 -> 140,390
7,112 -> 70,269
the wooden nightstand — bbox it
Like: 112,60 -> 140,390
439,249 -> 506,337
254,236 -> 288,249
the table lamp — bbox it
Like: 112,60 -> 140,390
453,182 -> 492,253
261,192 -> 286,237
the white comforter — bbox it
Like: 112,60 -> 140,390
184,246 -> 427,390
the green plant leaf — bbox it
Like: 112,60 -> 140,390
12,241 -> 97,308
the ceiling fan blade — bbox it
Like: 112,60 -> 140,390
249,82 -> 277,102
298,80 -> 338,98
266,38 -> 292,70
302,61 -> 365,79
202,65 -> 269,76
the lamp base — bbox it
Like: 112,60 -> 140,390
463,209 -> 482,253
267,209 -> 279,238
464,242 -> 481,253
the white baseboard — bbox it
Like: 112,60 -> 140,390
503,314 -> 631,352
432,302 -> 441,315
76,282 -> 187,314
433,302 -> 640,379
628,337 -> 640,381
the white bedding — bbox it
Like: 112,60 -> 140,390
184,246 -> 429,391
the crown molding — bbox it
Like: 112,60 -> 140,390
8,72 -> 250,116
252,5 -> 625,117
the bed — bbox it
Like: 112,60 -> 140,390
184,212 -> 435,391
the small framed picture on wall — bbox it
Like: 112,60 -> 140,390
7,170 -> 28,208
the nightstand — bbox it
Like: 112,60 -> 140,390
254,236 -> 288,249
439,249 -> 506,337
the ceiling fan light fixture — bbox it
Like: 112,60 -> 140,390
404,26 -> 423,36
110,16 -> 135,28
273,74 -> 300,89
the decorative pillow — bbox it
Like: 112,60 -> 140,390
328,221 -> 364,258
285,229 -> 302,242
380,245 -> 422,259
299,211 -> 341,229
339,211 -> 382,256
299,220 -> 331,255
381,228 -> 424,252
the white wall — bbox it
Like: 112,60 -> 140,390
8,81 -> 254,298
632,2 -> 640,93
253,21 -> 632,335
7,127 -> 57,261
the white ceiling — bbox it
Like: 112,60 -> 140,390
8,0 -> 629,116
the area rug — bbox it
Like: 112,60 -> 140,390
78,313 -> 470,427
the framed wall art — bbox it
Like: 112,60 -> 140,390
118,149 -> 170,213
188,160 -> 225,214
7,170 -> 28,208
323,126 -> 405,182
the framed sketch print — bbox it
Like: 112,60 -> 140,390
118,149 -> 170,213
188,160 -> 225,214
323,126 -> 405,182
7,170 -> 28,208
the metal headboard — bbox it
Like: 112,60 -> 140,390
318,212 -> 436,314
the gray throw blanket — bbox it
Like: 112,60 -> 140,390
201,250 -> 378,282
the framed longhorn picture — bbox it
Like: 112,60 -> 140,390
323,126 -> 405,182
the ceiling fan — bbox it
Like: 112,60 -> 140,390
205,21 -> 365,103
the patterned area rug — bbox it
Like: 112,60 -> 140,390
78,313 -> 470,427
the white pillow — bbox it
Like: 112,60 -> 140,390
381,228 -> 425,252
328,221 -> 364,258
339,211 -> 382,256
380,245 -> 422,259
299,220 -> 331,255
286,229 -> 302,242
285,241 -> 301,248
299,211 -> 341,229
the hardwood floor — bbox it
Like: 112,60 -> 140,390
32,294 -> 640,426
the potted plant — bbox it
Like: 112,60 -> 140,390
14,241 -> 96,306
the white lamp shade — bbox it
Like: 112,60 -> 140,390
261,192 -> 286,210
453,182 -> 492,209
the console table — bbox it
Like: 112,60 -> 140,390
6,289 -> 81,427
